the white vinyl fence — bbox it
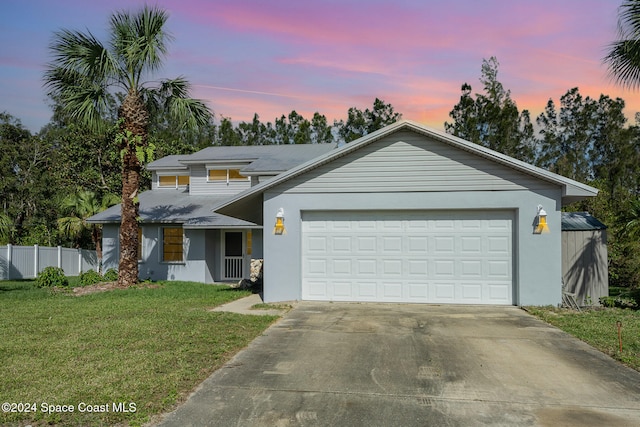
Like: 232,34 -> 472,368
0,245 -> 98,280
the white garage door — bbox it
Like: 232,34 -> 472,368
302,210 -> 513,305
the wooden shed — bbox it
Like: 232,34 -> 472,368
561,212 -> 608,306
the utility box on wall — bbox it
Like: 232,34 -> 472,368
561,212 -> 608,306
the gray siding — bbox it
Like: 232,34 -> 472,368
278,131 -> 553,193
562,230 -> 608,306
188,165 -> 251,196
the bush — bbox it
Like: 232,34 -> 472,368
79,270 -> 102,287
599,295 -> 639,309
35,267 -> 69,288
102,268 -> 118,282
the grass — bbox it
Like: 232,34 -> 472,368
0,280 -> 279,426
526,306 -> 640,371
250,302 -> 293,311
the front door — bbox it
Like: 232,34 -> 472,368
223,231 -> 244,280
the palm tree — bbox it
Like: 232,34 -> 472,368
605,0 -> 640,88
58,191 -> 119,266
44,6 -> 212,286
620,198 -> 640,240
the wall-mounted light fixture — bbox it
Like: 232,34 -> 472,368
273,208 -> 286,235
534,205 -> 550,234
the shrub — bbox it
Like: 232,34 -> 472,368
102,268 -> 118,282
79,269 -> 102,287
35,267 -> 69,288
599,295 -> 639,309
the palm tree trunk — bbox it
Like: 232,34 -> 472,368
118,147 -> 140,286
92,225 -> 103,273
117,89 -> 148,287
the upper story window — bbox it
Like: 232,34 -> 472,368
207,168 -> 247,183
158,174 -> 189,188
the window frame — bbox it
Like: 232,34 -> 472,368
206,167 -> 249,184
161,226 -> 185,263
157,173 -> 190,189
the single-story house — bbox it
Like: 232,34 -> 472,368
215,120 -> 599,306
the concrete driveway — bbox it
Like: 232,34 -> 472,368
156,303 -> 640,426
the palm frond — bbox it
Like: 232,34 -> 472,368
57,216 -> 84,239
605,40 -> 640,89
45,68 -> 113,130
46,28 -> 119,87
110,6 -> 171,88
44,28 -> 120,130
144,77 -> 212,130
618,0 -> 640,40
605,0 -> 640,89
166,94 -> 212,130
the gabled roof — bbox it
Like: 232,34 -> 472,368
87,189 -> 258,229
214,120 -> 600,224
561,212 -> 607,231
172,144 -> 336,175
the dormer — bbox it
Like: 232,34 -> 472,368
146,144 -> 337,197
147,155 -> 190,190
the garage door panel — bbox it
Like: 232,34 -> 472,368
357,259 -> 376,275
305,280 -> 328,298
488,236 -> 510,254
332,259 -> 351,274
382,282 -> 403,298
407,282 -> 428,299
432,283 -> 455,301
461,283 -> 482,301
356,236 -> 376,252
461,260 -> 482,278
332,236 -> 351,252
434,260 -> 455,278
302,211 -> 513,305
435,236 -> 455,253
306,259 -> 327,275
333,281 -> 352,297
461,236 -> 482,253
408,260 -> 427,275
382,236 -> 402,252
382,259 -> 402,275
307,236 -> 327,252
488,260 -> 510,278
487,284 -> 510,302
356,282 -> 377,298
408,236 -> 428,252
434,220 -> 455,230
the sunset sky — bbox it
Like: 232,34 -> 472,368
1,0 -> 638,133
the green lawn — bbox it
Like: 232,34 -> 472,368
526,306 -> 640,371
0,280 -> 279,426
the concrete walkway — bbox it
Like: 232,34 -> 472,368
210,293 -> 294,316
156,303 -> 640,426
